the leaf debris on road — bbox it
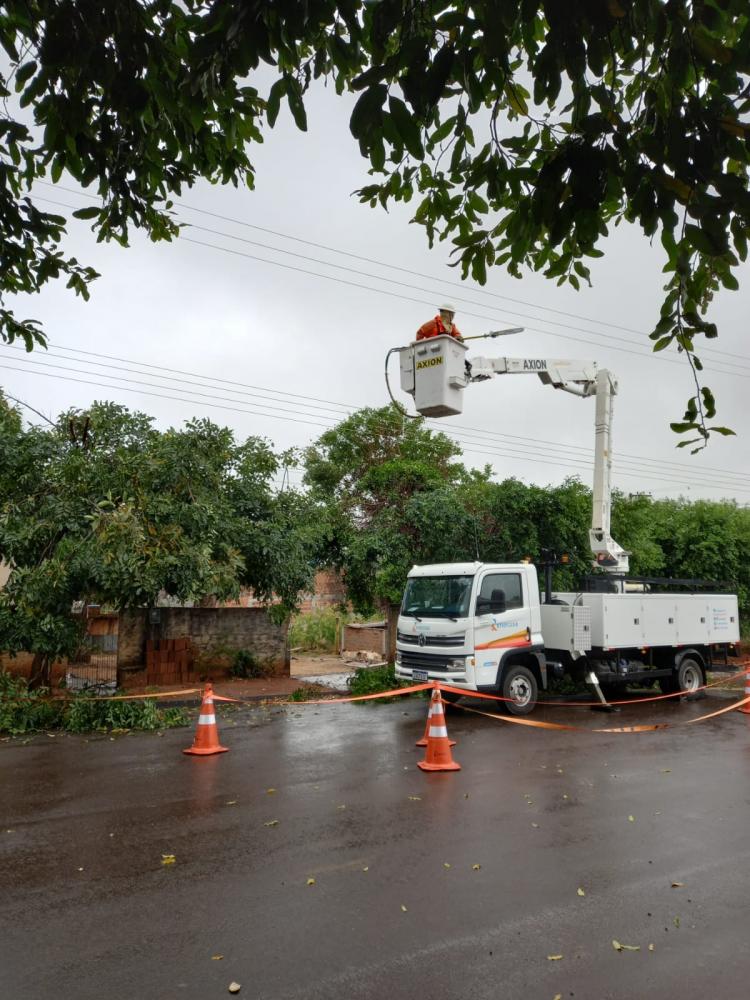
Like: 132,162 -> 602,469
161,854 -> 176,865
612,940 -> 640,952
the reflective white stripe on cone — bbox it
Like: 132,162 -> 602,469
184,683 -> 229,756
418,685 -> 460,772
739,670 -> 750,715
416,692 -> 456,747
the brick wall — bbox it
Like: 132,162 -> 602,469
342,623 -> 386,657
298,569 -> 348,613
118,607 -> 290,679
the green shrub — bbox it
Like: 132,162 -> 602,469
230,649 -> 271,679
0,670 -> 188,735
288,608 -> 351,653
346,663 -> 406,700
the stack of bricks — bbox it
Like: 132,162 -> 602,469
145,638 -> 194,686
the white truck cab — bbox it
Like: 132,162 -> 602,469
395,562 -> 547,714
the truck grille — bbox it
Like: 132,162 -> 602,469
400,651 -> 461,672
398,631 -> 465,648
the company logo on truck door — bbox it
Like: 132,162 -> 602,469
491,619 -> 520,631
523,359 -> 547,370
416,356 -> 444,370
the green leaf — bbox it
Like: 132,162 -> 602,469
388,96 -> 423,159
350,84 -> 387,140
266,79 -> 285,128
652,335 -> 673,351
15,61 -> 37,89
700,386 -> 716,419
670,422 -> 699,433
684,224 -> 720,256
72,206 -> 101,221
286,79 -> 307,132
430,116 -> 457,145
707,426 -> 736,436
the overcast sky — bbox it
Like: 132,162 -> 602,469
2,77 -> 749,505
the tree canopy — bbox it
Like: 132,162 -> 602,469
1,2 -> 748,445
303,404 -> 750,615
0,396 -> 319,683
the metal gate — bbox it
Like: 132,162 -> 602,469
66,632 -> 118,694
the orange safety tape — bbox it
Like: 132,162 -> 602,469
439,665 -> 750,709
209,682 -> 433,707
0,687 -> 203,703
453,694 -> 750,734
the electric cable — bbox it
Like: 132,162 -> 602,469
5,359 -> 750,494
35,341 -> 750,483
4,342 -> 750,489
31,192 -> 749,380
37,180 -> 750,366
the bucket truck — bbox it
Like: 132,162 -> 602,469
390,334 -> 740,714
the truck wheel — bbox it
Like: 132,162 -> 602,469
499,665 -> 538,716
675,656 -> 706,699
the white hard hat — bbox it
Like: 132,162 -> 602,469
439,302 -> 457,314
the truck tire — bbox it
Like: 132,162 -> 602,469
662,656 -> 706,699
499,665 -> 538,716
677,656 -> 706,699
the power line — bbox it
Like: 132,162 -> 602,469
181,235 -> 748,380
11,339 -> 750,485
5,355 -> 750,494
0,363 -> 333,430
5,339 -> 750,488
37,179 -> 750,366
32,192 -> 748,380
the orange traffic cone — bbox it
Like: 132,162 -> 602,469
416,690 -> 456,748
418,683 -> 460,772
183,684 -> 228,755
738,667 -> 750,715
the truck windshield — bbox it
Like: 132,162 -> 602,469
401,575 -> 474,619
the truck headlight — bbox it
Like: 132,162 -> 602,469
395,652 -> 402,665
448,658 -> 465,671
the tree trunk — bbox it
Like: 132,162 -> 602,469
27,652 -> 51,690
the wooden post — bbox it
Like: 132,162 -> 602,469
385,603 -> 400,663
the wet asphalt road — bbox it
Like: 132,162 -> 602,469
1,694 -> 750,1000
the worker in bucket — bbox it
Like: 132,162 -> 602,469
416,303 -> 463,341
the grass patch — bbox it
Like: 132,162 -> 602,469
0,671 -> 188,736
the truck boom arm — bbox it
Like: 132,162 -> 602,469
397,339 -> 629,573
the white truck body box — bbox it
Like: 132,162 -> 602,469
539,603 -> 592,655
551,592 -> 739,649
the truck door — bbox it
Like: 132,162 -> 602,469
474,571 -> 532,671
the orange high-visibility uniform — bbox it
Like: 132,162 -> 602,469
416,316 -> 463,341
